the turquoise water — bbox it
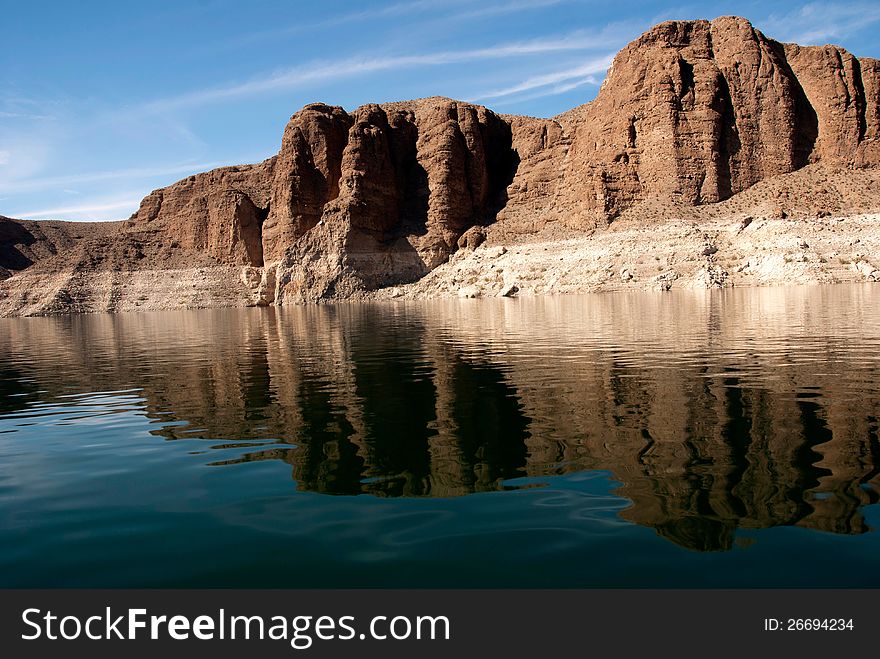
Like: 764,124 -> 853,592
1,286 -> 879,587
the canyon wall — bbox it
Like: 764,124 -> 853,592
125,17 -> 880,301
4,16 -> 880,312
125,98 -> 517,302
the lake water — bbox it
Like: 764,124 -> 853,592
1,285 -> 879,587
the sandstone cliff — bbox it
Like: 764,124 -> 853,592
2,16 -> 880,315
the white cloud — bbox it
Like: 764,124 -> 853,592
227,0 -> 567,48
13,198 -> 142,221
761,2 -> 880,46
470,54 -> 614,101
0,158 -> 261,195
0,111 -> 54,119
0,137 -> 53,185
228,0 -> 465,46
141,34 -> 619,113
436,0 -> 567,21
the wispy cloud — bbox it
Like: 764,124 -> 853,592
761,2 -> 880,45
227,0 -> 462,46
0,92 -> 65,122
0,111 -> 54,120
227,0 -> 568,49
0,159 -> 260,195
13,198 -> 142,221
0,136 -> 55,185
142,32 -> 617,113
429,0 -> 567,22
470,54 -> 614,102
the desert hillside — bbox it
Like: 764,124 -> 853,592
2,16 -> 879,316
0,216 -> 120,280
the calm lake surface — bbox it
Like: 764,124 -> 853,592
1,285 -> 879,587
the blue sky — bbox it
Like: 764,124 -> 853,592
2,0 -> 879,222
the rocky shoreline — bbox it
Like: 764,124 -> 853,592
3,210 -> 877,316
382,213 -> 880,302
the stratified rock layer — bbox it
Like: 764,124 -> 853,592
5,16 -> 880,312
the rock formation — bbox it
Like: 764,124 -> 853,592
2,16 -> 880,314
0,215 -> 120,280
128,161 -> 275,265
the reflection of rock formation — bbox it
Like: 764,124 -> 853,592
1,287 -> 878,550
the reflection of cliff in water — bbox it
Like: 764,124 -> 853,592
1,286 -> 879,551
189,309 -> 534,498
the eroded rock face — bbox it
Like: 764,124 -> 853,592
784,45 -> 880,166
263,103 -> 352,261
546,17 -> 880,225
20,15 -> 880,310
553,17 -> 817,223
129,160 -> 275,265
271,98 -> 518,302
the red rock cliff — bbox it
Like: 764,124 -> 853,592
121,16 -> 879,301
